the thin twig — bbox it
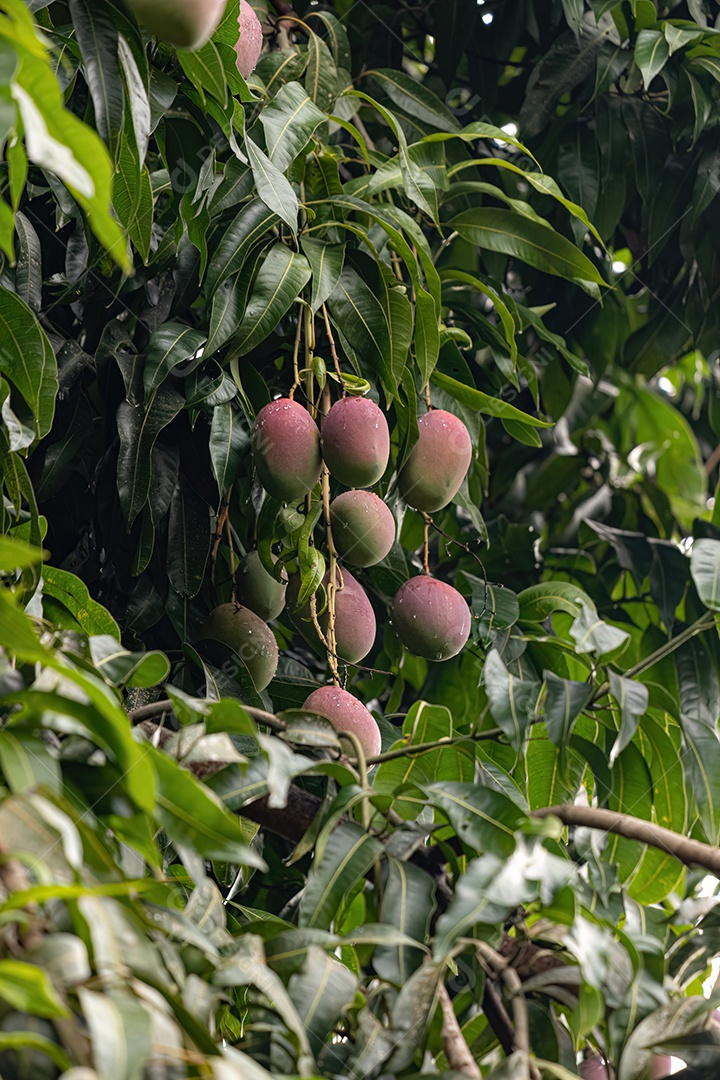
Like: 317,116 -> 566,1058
365,730 -> 502,767
590,610 -> 715,705
210,496 -> 231,587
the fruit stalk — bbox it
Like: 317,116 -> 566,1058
422,512 -> 431,575
320,384 -> 340,685
322,302 -> 345,389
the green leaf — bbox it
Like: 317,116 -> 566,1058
608,672 -> 649,764
298,822 -> 383,928
346,89 -> 437,220
449,208 -> 606,285
663,23 -> 702,54
543,671 -> 593,748
374,858 -> 435,985
42,566 -> 121,636
8,683 -> 155,812
88,635 -> 170,688
690,538 -> 720,610
424,780 -> 527,857
116,385 -> 184,527
327,261 -> 396,395
149,745 -> 268,866
287,945 -> 357,1056
7,5 -> 128,265
209,401 -> 249,492
433,847 -> 550,958
229,244 -> 311,357
634,30 -> 670,87
246,136 -> 299,232
166,482 -> 211,599
0,534 -> 43,570
143,322 -> 206,396
374,701 -> 455,817
300,237 -> 345,313
179,40 -> 227,106
306,31 -> 338,112
569,602 -> 630,656
0,730 -> 60,793
431,370 -> 552,427
112,131 -> 153,263
484,649 -> 540,752
0,286 -> 57,441
440,269 -> 518,366
206,197 -> 278,296
0,1033 -> 70,1072
367,68 -> 460,131
0,959 -> 68,1018
259,80 -> 326,172
67,0 -> 124,149
518,581 -> 596,621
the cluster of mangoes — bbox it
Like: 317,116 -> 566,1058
201,394 -> 474,756
126,0 -> 263,76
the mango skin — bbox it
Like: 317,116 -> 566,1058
392,575 -> 470,661
251,398 -> 322,502
398,409 -> 472,512
235,0 -> 263,77
235,551 -> 286,622
201,603 -> 278,690
288,567 -> 376,664
321,397 -> 390,488
127,0 -> 225,49
331,490 -> 395,568
303,686 -> 382,758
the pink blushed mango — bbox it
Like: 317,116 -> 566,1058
303,685 -> 382,758
235,0 -> 263,77
322,396 -> 390,488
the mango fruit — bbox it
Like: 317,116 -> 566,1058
391,575 -> 470,661
235,0 -> 263,77
127,0 -> 225,49
303,685 -> 382,758
288,567 -> 376,664
201,603 -> 278,690
251,398 -> 322,502
235,551 -> 286,621
330,490 -> 395,568
398,409 -> 472,512
321,396 -> 390,488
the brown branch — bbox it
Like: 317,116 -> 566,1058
438,984 -> 480,1079
533,805 -> 720,876
481,979 -> 516,1057
128,699 -> 286,734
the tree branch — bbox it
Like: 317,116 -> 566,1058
533,804 -> 720,875
128,699 -> 286,734
438,984 -> 481,1079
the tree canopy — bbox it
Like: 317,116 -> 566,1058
2,0 -> 720,1078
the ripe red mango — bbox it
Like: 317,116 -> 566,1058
398,409 -> 472,512
251,398 -> 322,502
321,396 -> 390,488
235,0 -> 263,77
303,685 -> 381,758
288,567 -> 376,665
392,575 -> 470,661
